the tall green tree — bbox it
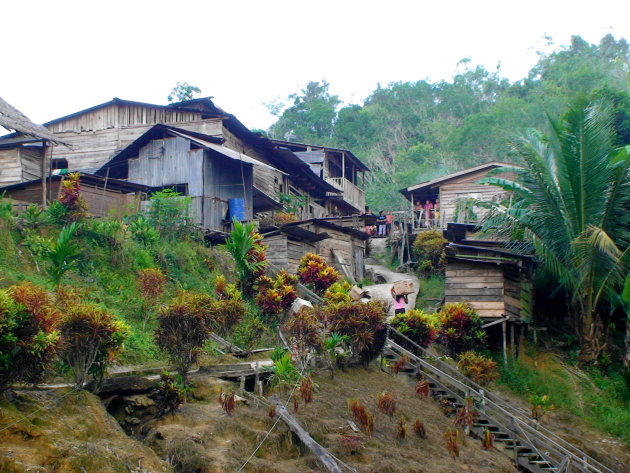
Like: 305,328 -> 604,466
482,100 -> 630,363
269,80 -> 340,144
167,82 -> 202,103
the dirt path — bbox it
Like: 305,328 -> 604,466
364,263 -> 419,317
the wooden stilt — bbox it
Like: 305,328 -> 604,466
502,321 -> 508,364
510,323 -> 516,359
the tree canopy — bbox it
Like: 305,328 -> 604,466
267,34 -> 629,210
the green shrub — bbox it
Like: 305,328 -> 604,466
128,216 -> 160,246
391,309 -> 441,348
147,188 -> 192,239
58,301 -> 129,389
412,230 -> 446,274
297,253 -> 340,294
45,223 -> 82,288
155,291 -> 215,382
324,300 -> 388,364
438,303 -> 486,354
153,372 -> 185,417
456,351 -> 499,386
222,220 -> 267,293
0,284 -> 61,393
323,280 -> 353,304
231,313 -> 268,350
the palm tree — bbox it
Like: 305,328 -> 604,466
481,100 -> 630,363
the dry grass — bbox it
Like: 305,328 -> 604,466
0,389 -> 168,473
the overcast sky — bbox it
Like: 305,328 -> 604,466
1,0 -> 628,131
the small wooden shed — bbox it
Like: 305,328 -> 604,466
285,218 -> 370,283
443,223 -> 534,322
261,225 -> 330,274
0,172 -> 149,217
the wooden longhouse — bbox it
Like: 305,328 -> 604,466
97,125 -> 281,232
0,97 -> 369,220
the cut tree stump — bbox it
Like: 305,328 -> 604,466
269,395 -> 343,473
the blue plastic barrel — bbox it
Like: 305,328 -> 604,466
228,198 -> 246,221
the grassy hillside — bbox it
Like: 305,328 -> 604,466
0,204 -> 246,366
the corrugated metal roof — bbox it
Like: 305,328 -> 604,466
168,129 -> 284,173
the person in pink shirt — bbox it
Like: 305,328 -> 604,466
392,290 -> 408,314
423,200 -> 434,227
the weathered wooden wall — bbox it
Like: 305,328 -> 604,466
79,184 -> 140,217
128,135 -> 253,231
265,234 -> 289,269
202,149 -> 253,231
130,136 -> 204,192
43,102 -> 224,172
20,147 -> 43,181
1,179 -> 139,217
2,181 -> 61,203
0,148 -> 23,185
445,261 -> 505,318
438,169 -> 513,224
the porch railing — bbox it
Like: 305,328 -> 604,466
325,177 -> 365,211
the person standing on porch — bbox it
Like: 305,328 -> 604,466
385,211 -> 394,236
377,210 -> 387,237
423,200 -> 434,227
434,199 -> 440,227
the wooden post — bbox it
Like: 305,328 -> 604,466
502,320 -> 508,364
254,361 -> 260,392
341,152 -> 345,181
239,376 -> 245,391
40,140 -> 48,207
510,323 -> 516,359
269,395 -> 343,473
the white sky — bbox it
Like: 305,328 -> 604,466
1,0 -> 628,131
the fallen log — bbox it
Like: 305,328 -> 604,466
269,395 -> 343,473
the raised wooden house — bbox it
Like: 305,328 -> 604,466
270,140 -> 369,215
400,162 -> 519,230
97,125 -> 281,232
0,97 -> 368,221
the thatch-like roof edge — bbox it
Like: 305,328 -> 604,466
0,97 -> 71,146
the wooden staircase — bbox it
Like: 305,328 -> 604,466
383,327 -> 618,473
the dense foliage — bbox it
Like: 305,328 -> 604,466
323,300 -> 388,363
0,284 -> 60,393
268,35 -> 629,211
438,303 -> 486,354
412,230 -> 447,274
297,252 -> 340,294
390,309 -> 440,348
456,351 -> 499,386
482,100 -> 629,363
155,291 -> 215,381
58,300 -> 129,389
255,270 -> 298,322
